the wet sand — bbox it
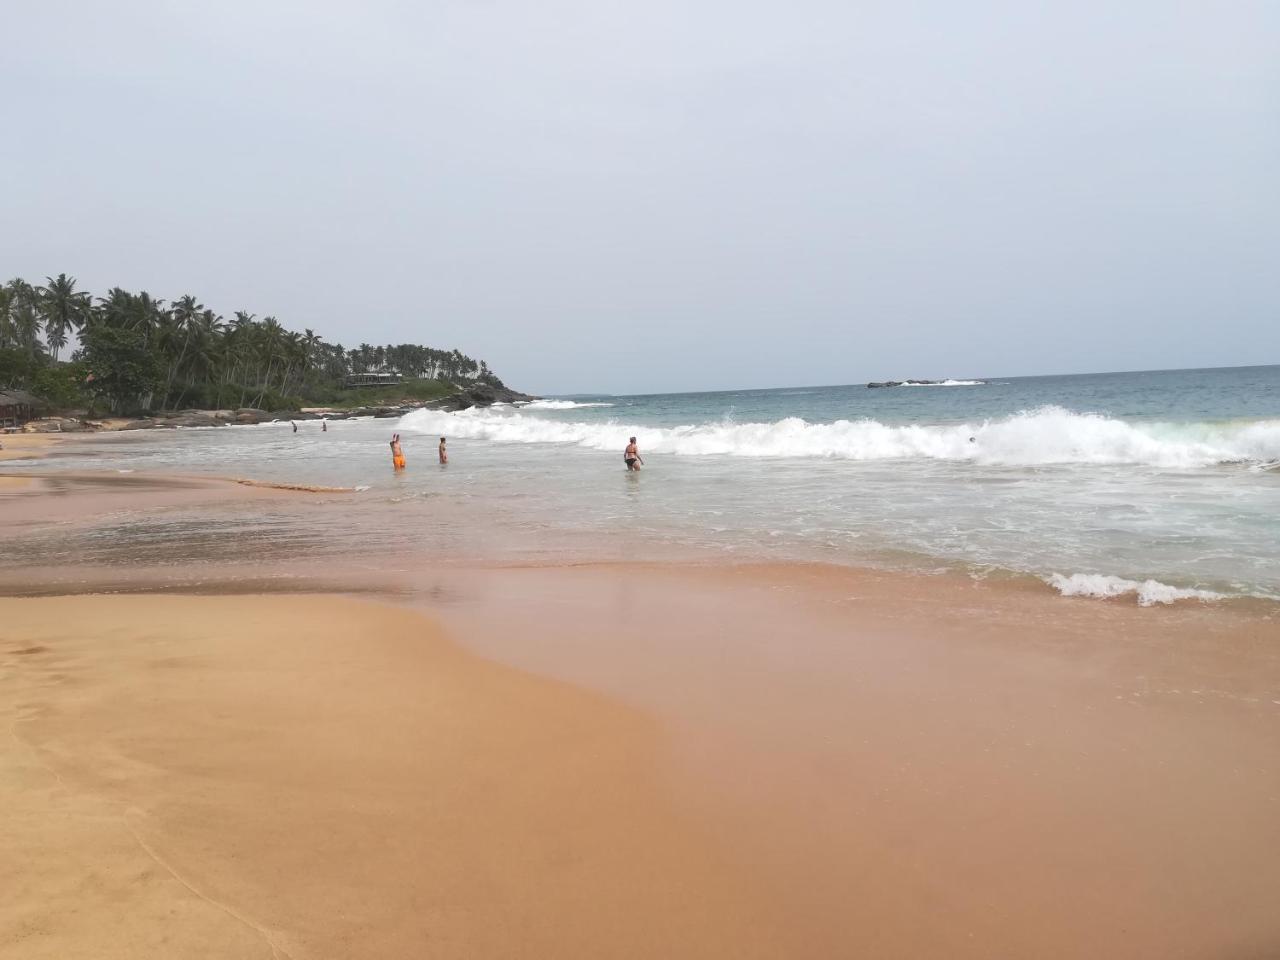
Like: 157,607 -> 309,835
423,562 -> 1280,958
0,434 -> 66,462
0,471 -> 352,543
2,471 -> 1279,958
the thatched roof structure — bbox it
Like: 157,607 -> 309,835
0,389 -> 45,426
0,389 -> 43,407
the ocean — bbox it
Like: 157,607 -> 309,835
8,365 -> 1280,603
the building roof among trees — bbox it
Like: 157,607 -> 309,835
0,389 -> 43,407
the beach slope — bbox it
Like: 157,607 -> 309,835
0,595 -> 774,960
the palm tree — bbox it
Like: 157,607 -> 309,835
7,280 -> 43,357
135,292 -> 167,342
172,308 -> 222,408
0,284 -> 13,350
161,294 -> 204,408
94,288 -> 136,330
3,273 -> 508,409
37,274 -> 90,361
299,328 -> 322,390
251,316 -> 286,405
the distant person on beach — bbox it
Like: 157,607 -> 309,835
624,437 -> 643,471
438,437 -> 448,464
322,418 -> 328,432
390,433 -> 406,471
291,420 -> 298,433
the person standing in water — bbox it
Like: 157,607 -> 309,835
390,433 -> 406,471
291,420 -> 298,433
624,436 -> 644,471
438,437 -> 448,464
322,418 -> 328,433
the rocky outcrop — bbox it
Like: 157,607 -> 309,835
233,408 -> 276,425
426,384 -> 535,412
866,379 -> 984,388
21,417 -> 92,433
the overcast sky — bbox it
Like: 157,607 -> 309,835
3,1 -> 1276,394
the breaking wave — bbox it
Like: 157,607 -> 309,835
1046,573 -> 1223,606
899,379 -> 986,386
399,405 -> 1280,468
519,399 -> 615,410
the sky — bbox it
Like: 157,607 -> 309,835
2,1 -> 1277,395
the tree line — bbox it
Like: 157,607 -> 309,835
0,274 -> 504,413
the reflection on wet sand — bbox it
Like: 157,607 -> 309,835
0,468 -> 632,580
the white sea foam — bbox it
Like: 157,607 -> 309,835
899,379 -> 986,386
1046,573 -> 1223,606
400,405 -> 1280,468
523,399 -> 615,410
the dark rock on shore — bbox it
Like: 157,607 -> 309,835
426,384 -> 534,412
867,379 -> 983,388
234,408 -> 275,425
20,417 -> 93,433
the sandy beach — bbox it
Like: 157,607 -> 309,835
2,463 -> 1279,958
1,595 -> 778,959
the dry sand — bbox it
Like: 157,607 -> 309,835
1,595 -> 778,960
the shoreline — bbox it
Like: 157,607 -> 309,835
2,460 -> 1276,611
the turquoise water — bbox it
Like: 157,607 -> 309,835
561,365 -> 1280,430
7,365 -> 1280,603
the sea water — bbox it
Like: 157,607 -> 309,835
9,365 -> 1280,603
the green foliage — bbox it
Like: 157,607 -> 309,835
1,279 -> 45,358
31,361 -> 89,409
251,388 -> 304,412
306,378 -> 455,408
37,274 -> 90,361
79,325 -> 163,414
0,347 -> 44,391
0,273 -> 510,414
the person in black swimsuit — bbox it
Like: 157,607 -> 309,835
624,436 -> 643,471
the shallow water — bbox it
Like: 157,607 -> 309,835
5,365 -> 1280,602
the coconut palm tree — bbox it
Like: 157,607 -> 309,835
7,279 -> 43,357
0,284 -> 13,350
5,274 -> 509,409
161,294 -> 203,407
37,274 -> 90,361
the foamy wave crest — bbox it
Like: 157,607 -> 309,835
1046,573 -> 1223,606
399,405 -> 1280,467
522,399 -> 615,410
900,379 -> 986,386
